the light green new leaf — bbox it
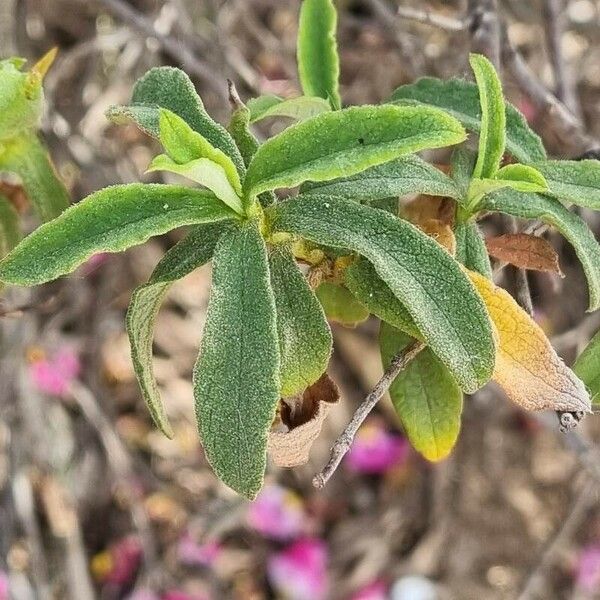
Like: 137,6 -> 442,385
297,0 -> 341,110
534,160 -> 600,209
494,164 -> 548,193
248,94 -> 332,123
107,66 -> 244,174
574,329 -> 600,404
0,134 -> 69,221
344,257 -> 420,337
315,281 -> 370,327
127,223 -> 226,438
193,222 -> 280,499
380,322 -> 462,461
470,53 -> 506,179
481,188 -> 600,311
270,194 -> 496,392
244,105 -> 466,198
391,77 -> 546,164
454,222 -> 492,278
302,155 -> 461,202
0,184 -> 236,286
147,154 -> 243,214
0,194 -> 20,257
269,246 -> 332,397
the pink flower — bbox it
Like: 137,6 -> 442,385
247,484 -> 305,540
30,347 -> 80,397
92,536 -> 142,586
346,419 -> 409,474
81,252 -> 109,275
267,538 -> 328,600
177,535 -> 221,567
576,543 -> 600,592
349,580 -> 388,600
0,571 -> 8,600
162,592 -> 208,600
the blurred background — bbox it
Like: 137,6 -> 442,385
2,0 -> 600,598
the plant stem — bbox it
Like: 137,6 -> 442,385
313,339 -> 425,488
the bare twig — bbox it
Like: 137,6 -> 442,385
395,6 -> 466,32
313,340 -> 425,489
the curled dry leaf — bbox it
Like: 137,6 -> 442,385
269,373 -> 340,468
417,218 -> 456,255
402,194 -> 455,228
467,270 -> 591,414
485,233 -> 563,275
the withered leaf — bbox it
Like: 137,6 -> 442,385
402,194 -> 455,228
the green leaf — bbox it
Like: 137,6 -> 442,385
302,155 -> 461,202
450,146 -> 477,196
380,322 -> 463,461
244,105 -> 466,198
248,94 -> 332,123
269,246 -> 332,396
193,222 -> 280,499
147,155 -> 243,214
270,194 -> 496,393
107,66 -> 244,174
534,160 -> 600,209
0,134 -> 69,221
455,222 -> 492,278
0,184 -> 236,286
0,194 -> 20,258
574,329 -> 600,404
470,53 -> 506,179
344,257 -> 420,337
127,222 -> 226,438
391,77 -> 546,164
297,0 -> 341,110
494,164 -> 548,193
315,281 -> 370,327
481,188 -> 600,311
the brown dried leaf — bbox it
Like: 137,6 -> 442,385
268,373 -> 340,468
418,218 -> 456,255
0,181 -> 29,214
402,194 -> 455,227
485,233 -> 563,276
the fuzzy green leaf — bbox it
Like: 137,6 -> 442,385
534,160 -> 600,209
470,53 -> 506,179
107,66 -> 244,174
193,222 -> 280,499
0,184 -> 236,286
481,189 -> 600,311
574,329 -> 600,404
451,146 -> 477,196
297,0 -> 341,110
270,194 -> 496,392
380,322 -> 462,461
244,105 -> 466,198
0,134 -> 69,221
0,194 -> 20,258
127,223 -> 226,438
269,246 -> 332,397
315,281 -> 370,327
454,222 -> 492,278
494,164 -> 548,193
391,77 -> 546,164
302,155 -> 461,201
248,94 -> 332,123
344,257 -> 420,337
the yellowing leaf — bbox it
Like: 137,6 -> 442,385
467,270 -> 591,413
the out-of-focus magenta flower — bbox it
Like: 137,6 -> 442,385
349,580 -> 388,600
30,346 -> 80,397
346,419 -> 409,474
576,543 -> 600,592
81,252 -> 109,275
267,538 -> 328,600
177,535 -> 221,567
92,536 -> 142,586
0,571 -> 8,600
162,592 -> 208,600
247,484 -> 305,540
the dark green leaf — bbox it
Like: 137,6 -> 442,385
193,222 -> 280,499
454,221 -> 492,278
270,194 -> 496,392
315,281 -> 370,327
534,160 -> 600,209
0,184 -> 236,286
573,328 -> 600,404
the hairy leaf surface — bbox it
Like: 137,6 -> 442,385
271,195 -> 496,392
244,105 -> 466,198
315,281 -> 370,327
380,322 -> 462,461
248,95 -> 331,123
481,189 -> 600,311
535,160 -> 600,209
485,233 -> 562,275
297,0 -> 341,110
193,223 -> 280,499
574,329 -> 600,405
269,246 -> 332,397
0,194 -> 19,257
454,222 -> 492,278
0,184 -> 236,285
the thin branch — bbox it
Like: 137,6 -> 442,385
395,6 -> 467,32
313,340 -> 425,489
